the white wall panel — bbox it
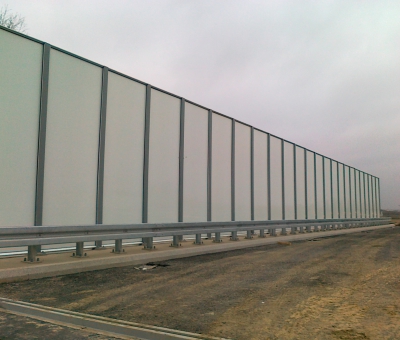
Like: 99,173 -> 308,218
338,164 -> 345,218
332,161 -> 338,218
284,142 -> 295,220
103,73 -> 146,224
374,177 -> 378,217
270,136 -> 282,220
148,90 -> 180,223
370,176 -> 375,218
316,155 -> 324,219
253,130 -> 268,220
350,168 -> 356,218
355,170 -> 361,218
376,178 -> 380,217
234,123 -> 251,221
306,151 -> 315,219
0,30 -> 42,226
344,166 -> 351,218
324,158 -> 332,219
183,103 -> 208,222
211,114 -> 231,221
360,173 -> 365,218
366,175 -> 371,218
43,50 -> 102,225
296,147 -> 306,220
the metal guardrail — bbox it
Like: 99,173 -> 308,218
0,218 -> 390,262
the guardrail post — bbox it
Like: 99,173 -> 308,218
259,229 -> 266,238
314,225 -> 319,232
26,246 -> 38,262
194,234 -> 203,245
142,237 -> 154,250
245,230 -> 253,239
306,225 -> 312,232
290,227 -> 296,234
213,232 -> 222,243
113,239 -> 124,253
171,236 -> 181,247
299,226 -> 305,233
281,227 -> 287,235
270,228 -> 277,236
73,242 -> 85,257
230,231 -> 239,241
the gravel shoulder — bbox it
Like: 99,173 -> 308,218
0,226 -> 399,340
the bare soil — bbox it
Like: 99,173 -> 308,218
0,226 -> 399,340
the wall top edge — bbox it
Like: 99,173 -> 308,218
0,25 -> 378,179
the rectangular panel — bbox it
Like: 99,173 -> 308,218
360,173 -> 365,218
234,123 -> 251,221
284,142 -> 295,220
253,130 -> 268,220
0,30 -> 43,226
355,170 -> 361,218
366,175 -> 371,218
103,73 -> 146,224
350,168 -> 356,218
370,176 -> 375,218
270,136 -> 282,220
211,114 -> 232,221
376,178 -> 380,217
183,103 -> 208,222
306,151 -> 315,219
324,158 -> 332,219
148,90 -> 180,223
43,50 -> 102,225
338,164 -> 345,218
331,161 -> 338,218
344,166 -> 351,218
295,147 -> 306,220
316,155 -> 324,219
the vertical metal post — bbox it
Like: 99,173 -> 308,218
367,174 -> 371,218
343,165 -> 347,219
378,178 -> 381,216
337,162 -> 340,218
370,176 -> 373,218
250,127 -> 254,221
231,120 -> 235,222
293,145 -> 297,220
75,242 -> 84,257
314,153 -> 317,219
27,246 -> 38,262
354,169 -> 358,218
322,156 -> 326,219
330,159 -> 333,219
267,134 -> 271,221
142,85 -> 151,223
95,66 -> 109,249
34,43 -> 51,255
207,110 -> 212,222
363,173 -> 367,218
374,177 -> 378,218
178,98 -> 185,222
114,239 -> 123,253
281,139 -> 285,221
304,149 -> 308,219
349,167 -> 352,218
359,171 -> 362,218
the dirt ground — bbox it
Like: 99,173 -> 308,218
0,225 -> 399,340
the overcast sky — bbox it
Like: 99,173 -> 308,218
3,0 -> 399,210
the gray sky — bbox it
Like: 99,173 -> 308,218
4,0 -> 400,210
